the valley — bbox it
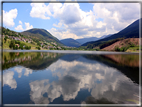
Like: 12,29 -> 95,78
1,18 -> 141,52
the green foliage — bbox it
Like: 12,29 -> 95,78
44,43 -> 47,45
36,47 -> 40,50
25,46 -> 31,50
129,42 -> 136,47
9,40 -> 31,50
4,36 -> 8,43
87,44 -> 94,49
37,42 -> 41,46
96,48 -> 101,51
15,40 -> 20,44
13,45 -> 19,50
115,46 -> 129,52
9,40 -> 15,49
2,27 -> 19,37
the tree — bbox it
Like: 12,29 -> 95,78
19,44 -> 24,50
36,47 -> 40,50
28,46 -> 31,50
4,36 -> 8,43
14,45 -> 18,50
9,40 -> 15,49
37,42 -> 41,46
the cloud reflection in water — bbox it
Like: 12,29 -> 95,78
3,66 -> 33,89
3,71 -> 17,89
29,57 -> 139,104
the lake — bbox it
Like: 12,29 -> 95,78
2,50 -> 140,105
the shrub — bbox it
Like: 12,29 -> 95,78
9,40 -> 15,49
96,48 -> 100,51
129,42 -> 135,47
115,46 -> 129,52
115,46 -> 120,51
36,47 -> 40,50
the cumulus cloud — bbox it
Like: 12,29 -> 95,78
3,8 -> 18,27
93,3 -> 140,32
49,28 -> 80,40
15,21 -> 33,31
54,3 -> 82,24
49,3 -> 139,39
30,3 -> 51,19
53,21 -> 62,28
25,22 -> 33,30
15,25 -> 24,31
30,3 -> 140,39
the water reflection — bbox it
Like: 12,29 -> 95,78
29,79 -> 50,104
14,66 -> 33,78
37,57 -> 138,104
2,52 -> 139,104
2,52 -> 63,70
3,71 -> 17,89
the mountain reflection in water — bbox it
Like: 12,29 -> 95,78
2,52 -> 140,104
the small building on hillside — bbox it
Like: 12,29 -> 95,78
15,44 -> 19,47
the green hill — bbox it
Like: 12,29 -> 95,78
21,28 -> 63,46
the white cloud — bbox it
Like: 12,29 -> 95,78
30,3 -> 140,39
49,28 -> 81,40
93,3 -> 140,32
15,21 -> 33,31
25,22 -> 33,30
30,3 -> 51,19
15,25 -> 24,31
53,21 -> 62,28
3,8 -> 18,27
19,20 -> 22,24
52,3 -> 140,39
53,3 -> 82,24
96,21 -> 106,28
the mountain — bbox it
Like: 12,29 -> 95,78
99,34 -> 112,39
76,37 -> 99,45
60,38 -> 81,47
82,18 -> 140,47
76,34 -> 112,45
21,28 -> 63,45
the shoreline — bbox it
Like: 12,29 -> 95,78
2,49 -> 139,55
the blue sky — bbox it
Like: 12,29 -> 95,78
3,3 -> 140,40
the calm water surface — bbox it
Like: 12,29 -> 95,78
2,51 -> 140,104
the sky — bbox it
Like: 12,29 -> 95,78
2,2 -> 140,40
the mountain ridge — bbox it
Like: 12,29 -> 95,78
82,18 -> 140,47
21,28 -> 63,45
60,38 -> 81,47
